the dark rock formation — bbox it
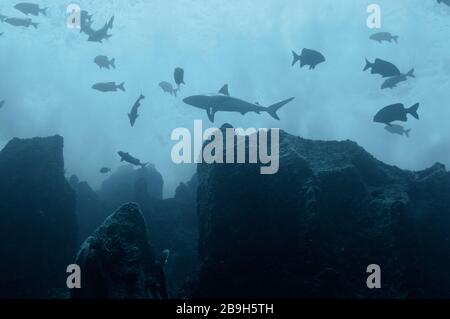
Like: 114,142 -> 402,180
191,129 -> 450,298
69,176 -> 109,245
98,165 -> 163,211
72,203 -> 166,299
0,135 -> 76,298
148,174 -> 198,297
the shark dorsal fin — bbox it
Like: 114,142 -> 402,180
218,84 -> 229,96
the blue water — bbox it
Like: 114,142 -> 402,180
1,0 -> 449,195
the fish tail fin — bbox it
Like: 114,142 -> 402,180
174,88 -> 178,97
31,22 -> 38,29
363,58 -> 372,71
404,129 -> 411,137
406,68 -> 415,78
267,97 -> 295,120
392,35 -> 399,43
110,58 -> 116,69
41,7 -> 48,16
408,103 -> 420,120
118,82 -> 125,92
292,51 -> 301,67
141,162 -> 148,168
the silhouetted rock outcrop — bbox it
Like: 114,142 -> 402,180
72,203 -> 167,299
148,174 -> 198,297
98,165 -> 163,211
0,135 -> 76,298
191,129 -> 450,298
68,176 -> 109,245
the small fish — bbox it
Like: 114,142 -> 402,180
364,58 -> 401,78
384,124 -> 411,137
117,151 -> 148,167
438,0 -> 450,7
174,67 -> 185,88
4,17 -> 38,29
94,55 -> 116,69
100,167 -> 111,174
381,69 -> 415,89
374,103 -> 420,125
370,32 -> 399,44
14,3 -> 47,16
92,82 -> 125,92
292,48 -> 326,70
128,94 -> 145,127
0,100 -> 5,109
159,81 -> 178,96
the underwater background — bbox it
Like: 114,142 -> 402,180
1,0 -> 450,299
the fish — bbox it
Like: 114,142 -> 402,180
174,67 -> 185,88
80,10 -> 94,35
373,103 -> 420,125
92,82 -> 125,92
0,100 -> 5,109
128,94 -> 145,127
438,0 -> 450,7
94,55 -> 116,69
159,81 -> 178,96
4,17 -> 38,29
88,23 -> 112,43
14,3 -> 47,16
183,84 -> 295,123
384,124 -> 411,137
381,69 -> 415,89
292,48 -> 326,69
370,32 -> 399,44
364,58 -> 401,78
100,167 -> 111,174
117,151 -> 148,167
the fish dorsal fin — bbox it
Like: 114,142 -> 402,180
218,84 -> 229,96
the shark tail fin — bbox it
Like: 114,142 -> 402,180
363,58 -> 372,71
118,82 -> 125,92
41,7 -> 48,16
141,162 -> 148,168
408,103 -> 420,120
406,68 -> 415,78
292,51 -> 301,67
392,35 -> 399,43
108,16 -> 114,29
31,22 -> 39,29
404,129 -> 411,138
110,58 -> 116,69
267,97 -> 295,120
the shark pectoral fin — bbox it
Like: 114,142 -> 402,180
206,107 -> 215,123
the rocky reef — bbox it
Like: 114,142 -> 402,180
190,129 -> 450,298
0,135 -> 76,298
72,203 -> 166,299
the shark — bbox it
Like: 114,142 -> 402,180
183,84 -> 295,123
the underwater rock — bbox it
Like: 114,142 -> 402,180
69,177 -> 109,245
0,135 -> 76,298
72,203 -> 166,299
191,129 -> 450,298
147,174 -> 198,297
98,165 -> 163,211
